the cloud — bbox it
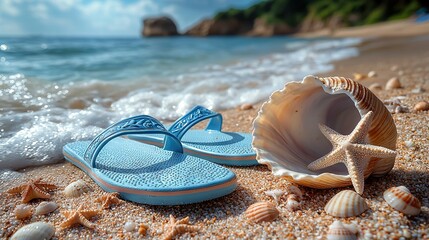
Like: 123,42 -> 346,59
0,0 -> 21,16
30,3 -> 49,20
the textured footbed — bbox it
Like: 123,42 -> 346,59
128,130 -> 257,165
63,137 -> 237,205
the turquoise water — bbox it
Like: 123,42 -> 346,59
0,36 -> 361,171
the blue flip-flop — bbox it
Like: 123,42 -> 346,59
127,106 -> 258,166
63,115 -> 237,205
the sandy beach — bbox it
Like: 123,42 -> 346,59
1,20 -> 429,239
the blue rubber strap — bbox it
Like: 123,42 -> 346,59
167,105 -> 222,140
84,115 -> 183,168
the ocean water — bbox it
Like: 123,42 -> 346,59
0,36 -> 361,172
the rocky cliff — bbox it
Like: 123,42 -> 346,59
185,19 -> 252,36
142,17 -> 178,37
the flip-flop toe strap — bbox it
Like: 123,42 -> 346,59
84,115 -> 183,168
167,105 -> 223,140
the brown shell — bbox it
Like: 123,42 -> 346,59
383,186 -> 421,215
252,75 -> 397,189
245,202 -> 279,223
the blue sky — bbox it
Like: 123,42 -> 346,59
0,0 -> 259,37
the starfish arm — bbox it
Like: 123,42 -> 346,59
6,185 -> 25,194
318,123 -> 346,146
78,214 -> 96,229
62,211 -> 72,218
60,214 -> 78,228
307,148 -> 346,171
349,111 -> 374,143
32,186 -> 51,198
176,217 -> 190,225
37,183 -> 57,191
351,144 -> 397,158
345,150 -> 370,195
21,186 -> 33,203
81,210 -> 100,218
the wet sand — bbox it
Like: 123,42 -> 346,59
1,21 -> 428,239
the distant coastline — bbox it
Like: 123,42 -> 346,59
142,0 -> 428,37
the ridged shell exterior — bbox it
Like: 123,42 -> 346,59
252,75 -> 397,189
383,186 -> 421,215
245,202 -> 279,223
35,201 -> 58,215
15,204 -> 33,220
64,180 -> 90,198
325,190 -> 368,217
10,222 -> 55,240
327,220 -> 357,240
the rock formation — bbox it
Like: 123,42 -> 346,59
185,19 -> 252,36
142,16 -> 178,37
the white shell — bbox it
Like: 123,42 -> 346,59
383,186 -> 421,215
35,201 -> 58,215
285,185 -> 303,200
124,221 -> 137,232
10,222 -> 55,240
264,189 -> 284,205
327,220 -> 358,240
325,190 -> 368,217
367,71 -> 377,78
252,76 -> 397,189
15,204 -> 33,220
64,180 -> 90,198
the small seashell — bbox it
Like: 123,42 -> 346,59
285,185 -> 303,200
327,220 -> 358,240
245,202 -> 279,223
285,194 -> 301,211
353,73 -> 366,81
367,71 -> 377,78
124,221 -> 136,232
368,83 -> 382,92
411,87 -> 425,93
386,77 -> 401,90
264,189 -> 284,205
240,103 -> 253,111
15,204 -> 33,220
138,223 -> 149,235
383,186 -> 421,215
325,190 -> 368,217
413,101 -> 429,112
10,222 -> 55,240
64,180 -> 90,198
404,140 -> 414,149
35,201 -> 58,215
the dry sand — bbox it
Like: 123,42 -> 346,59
1,21 -> 429,239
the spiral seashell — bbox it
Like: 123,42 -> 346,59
383,186 -> 421,216
252,75 -> 397,189
64,180 -> 90,198
35,201 -> 58,215
285,194 -> 301,211
325,190 -> 368,217
15,204 -> 33,220
245,202 -> 279,223
327,220 -> 358,240
10,222 -> 55,240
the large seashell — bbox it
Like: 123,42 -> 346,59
35,201 -> 58,215
327,220 -> 358,240
245,202 -> 279,223
252,75 -> 397,189
15,204 -> 33,220
325,190 -> 368,217
383,186 -> 421,215
10,222 -> 55,240
64,180 -> 90,198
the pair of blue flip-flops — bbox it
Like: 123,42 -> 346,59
63,106 -> 257,205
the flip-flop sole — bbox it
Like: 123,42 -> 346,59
128,130 -> 258,166
63,138 -> 237,205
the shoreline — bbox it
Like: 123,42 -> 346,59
1,24 -> 429,239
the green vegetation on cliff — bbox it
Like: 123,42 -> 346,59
215,0 -> 426,28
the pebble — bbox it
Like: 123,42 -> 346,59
413,101 -> 429,111
124,221 -> 136,232
240,103 -> 253,111
368,70 -> 377,78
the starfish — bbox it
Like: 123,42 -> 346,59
162,215 -> 200,240
6,178 -> 57,203
307,111 -> 396,195
60,205 -> 100,229
95,192 -> 123,209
